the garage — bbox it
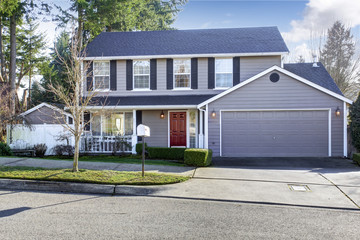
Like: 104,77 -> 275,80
221,110 -> 329,157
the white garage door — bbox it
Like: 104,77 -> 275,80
221,110 -> 329,157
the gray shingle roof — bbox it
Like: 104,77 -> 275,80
89,95 -> 217,107
85,27 -> 289,57
284,62 -> 343,96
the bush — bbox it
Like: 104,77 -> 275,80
136,143 -> 148,155
147,147 -> 185,160
53,145 -> 74,157
350,96 -> 360,151
353,153 -> 360,166
34,144 -> 47,157
0,142 -> 12,156
184,148 -> 212,167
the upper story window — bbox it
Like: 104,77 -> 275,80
174,59 -> 191,89
93,61 -> 110,90
133,60 -> 150,89
215,58 -> 232,88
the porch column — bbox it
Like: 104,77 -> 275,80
199,109 -> 204,148
204,104 -> 209,149
131,109 -> 137,154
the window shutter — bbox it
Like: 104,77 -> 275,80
83,112 -> 90,131
136,110 -> 142,141
208,57 -> 215,89
86,61 -> 93,91
126,60 -> 133,90
191,58 -> 198,89
150,59 -> 157,90
166,59 -> 173,90
233,57 -> 240,86
110,60 -> 117,90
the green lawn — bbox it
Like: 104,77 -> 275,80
42,155 -> 186,166
0,166 -> 190,185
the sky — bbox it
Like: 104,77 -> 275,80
38,0 -> 360,63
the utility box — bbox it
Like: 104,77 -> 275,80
137,124 -> 150,137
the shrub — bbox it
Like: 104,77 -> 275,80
34,144 -> 47,157
353,153 -> 360,166
350,96 -> 360,151
53,145 -> 74,157
147,147 -> 185,160
136,143 -> 148,155
0,142 -> 12,156
184,148 -> 212,167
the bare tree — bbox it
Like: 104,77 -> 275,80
47,28 -> 98,172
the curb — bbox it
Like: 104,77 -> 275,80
0,179 -> 161,196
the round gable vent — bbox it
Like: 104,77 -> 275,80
270,73 -> 280,83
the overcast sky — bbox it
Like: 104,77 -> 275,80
37,0 -> 360,62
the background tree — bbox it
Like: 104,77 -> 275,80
350,95 -> 360,152
296,55 -> 305,63
319,21 -> 360,99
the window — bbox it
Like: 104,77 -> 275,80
133,60 -> 150,89
215,58 -> 232,88
93,61 -> 110,90
91,112 -> 133,136
174,59 -> 191,88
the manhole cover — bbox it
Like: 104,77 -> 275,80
288,184 -> 310,192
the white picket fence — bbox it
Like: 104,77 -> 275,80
7,124 -> 74,155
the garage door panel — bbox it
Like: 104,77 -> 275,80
221,110 -> 328,157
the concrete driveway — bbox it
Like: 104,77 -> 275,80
150,157 -> 360,210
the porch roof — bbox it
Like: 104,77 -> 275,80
87,94 -> 216,109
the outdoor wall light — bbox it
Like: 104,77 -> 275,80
160,110 -> 165,119
211,110 -> 216,118
335,107 -> 341,117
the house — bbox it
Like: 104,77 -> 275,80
8,103 -> 74,155
81,27 -> 352,157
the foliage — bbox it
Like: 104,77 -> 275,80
33,143 -> 47,157
147,147 -> 186,160
0,142 -> 13,156
52,144 -> 74,157
184,148 -> 212,167
350,95 -> 360,152
0,166 -> 190,185
319,21 -> 359,98
136,142 -> 148,155
112,136 -> 132,155
353,153 -> 360,166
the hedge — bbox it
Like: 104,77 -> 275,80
0,142 -> 13,156
147,147 -> 185,160
184,148 -> 212,167
353,153 -> 360,166
136,143 -> 148,155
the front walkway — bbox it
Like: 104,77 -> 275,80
0,157 -> 195,177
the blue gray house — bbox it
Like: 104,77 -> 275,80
81,26 -> 352,157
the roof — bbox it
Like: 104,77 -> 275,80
20,103 -> 72,118
87,95 -> 216,109
85,27 -> 289,58
284,62 -> 343,96
198,65 -> 352,108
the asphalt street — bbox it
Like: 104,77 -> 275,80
0,190 -> 359,240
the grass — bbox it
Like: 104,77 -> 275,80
0,166 -> 190,185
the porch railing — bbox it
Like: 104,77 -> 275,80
80,135 -> 133,153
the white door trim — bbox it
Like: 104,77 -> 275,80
343,102 -> 348,157
219,108 -> 332,157
168,110 -> 189,148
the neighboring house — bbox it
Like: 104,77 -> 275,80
81,27 -> 352,157
7,103 -> 74,155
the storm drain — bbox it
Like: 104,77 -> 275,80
288,184 -> 310,192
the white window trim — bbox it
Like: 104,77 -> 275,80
215,58 -> 233,89
218,108 -> 332,157
90,111 -> 134,137
93,60 -> 110,91
173,59 -> 191,89
133,59 -> 150,90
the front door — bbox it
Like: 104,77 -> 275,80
170,112 -> 187,147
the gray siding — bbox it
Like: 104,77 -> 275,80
84,56 -> 281,97
25,106 -> 67,125
240,56 -> 281,81
208,71 -> 344,157
142,110 -> 168,147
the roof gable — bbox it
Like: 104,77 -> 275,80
85,27 -> 289,58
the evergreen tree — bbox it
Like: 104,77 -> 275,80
350,95 -> 360,152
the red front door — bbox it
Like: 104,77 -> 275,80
170,112 -> 187,147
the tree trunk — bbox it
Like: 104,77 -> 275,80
0,18 -> 5,81
73,135 -> 79,172
77,5 -> 83,50
9,14 -> 16,115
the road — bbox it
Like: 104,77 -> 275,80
0,190 -> 359,240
